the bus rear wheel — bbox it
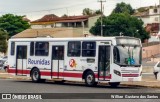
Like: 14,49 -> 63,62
109,82 -> 120,87
85,71 -> 97,87
31,68 -> 41,83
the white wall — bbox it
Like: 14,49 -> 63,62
149,36 -> 160,42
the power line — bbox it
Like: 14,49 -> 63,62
0,1 -> 95,14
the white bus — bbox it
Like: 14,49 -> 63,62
7,36 -> 142,87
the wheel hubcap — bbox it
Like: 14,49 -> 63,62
33,71 -> 39,80
87,75 -> 93,84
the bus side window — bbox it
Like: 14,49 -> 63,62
35,42 -> 49,56
68,41 -> 81,57
82,42 -> 96,57
30,42 -> 34,56
11,42 -> 15,55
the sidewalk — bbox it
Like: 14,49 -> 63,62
0,70 -> 30,80
121,77 -> 160,88
0,70 -> 160,88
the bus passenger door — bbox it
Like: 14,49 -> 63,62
16,46 -> 27,76
98,46 -> 111,80
52,46 -> 64,78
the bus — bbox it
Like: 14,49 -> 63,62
7,36 -> 142,87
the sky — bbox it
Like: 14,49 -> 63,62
0,0 -> 159,21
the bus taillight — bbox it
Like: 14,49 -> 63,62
7,65 -> 9,72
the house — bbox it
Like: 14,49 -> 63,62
31,14 -> 100,29
133,5 -> 160,26
13,14 -> 100,38
133,5 -> 160,42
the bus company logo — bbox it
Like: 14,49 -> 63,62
69,59 -> 77,68
2,94 -> 11,99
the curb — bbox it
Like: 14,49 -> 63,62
120,83 -> 160,88
0,76 -> 30,80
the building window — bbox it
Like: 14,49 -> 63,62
155,17 -> 158,21
30,42 -> 34,56
10,42 -> 15,55
154,8 -> 158,13
82,41 -> 96,57
68,41 -> 81,57
51,24 -> 54,28
35,42 -> 49,56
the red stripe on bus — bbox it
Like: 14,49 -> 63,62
8,69 -> 30,74
62,72 -> 82,78
8,69 -> 16,73
122,74 -> 139,77
8,68 -> 82,78
40,72 -> 82,78
97,75 -> 111,79
8,68 -> 111,79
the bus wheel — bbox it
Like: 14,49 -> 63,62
109,82 -> 120,87
85,71 -> 97,87
31,68 -> 41,83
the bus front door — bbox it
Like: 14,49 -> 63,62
98,46 -> 111,80
52,46 -> 64,79
16,46 -> 27,76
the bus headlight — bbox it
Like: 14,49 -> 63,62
114,70 -> 121,76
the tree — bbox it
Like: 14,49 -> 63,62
0,14 -> 30,38
0,29 -> 8,53
89,13 -> 150,42
82,8 -> 93,16
61,14 -> 68,17
94,10 -> 102,15
82,8 -> 102,16
112,2 -> 135,15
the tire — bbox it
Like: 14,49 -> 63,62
85,71 -> 97,87
157,72 -> 160,80
4,66 -> 7,72
109,82 -> 120,87
31,68 -> 41,83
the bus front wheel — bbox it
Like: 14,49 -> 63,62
31,68 -> 41,83
109,82 -> 120,87
85,71 -> 97,87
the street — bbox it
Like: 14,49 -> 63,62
0,79 -> 160,102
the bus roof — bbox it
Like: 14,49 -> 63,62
9,36 -> 139,42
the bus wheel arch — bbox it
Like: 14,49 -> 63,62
83,69 -> 97,86
30,67 -> 41,83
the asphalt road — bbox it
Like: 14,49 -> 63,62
0,79 -> 160,102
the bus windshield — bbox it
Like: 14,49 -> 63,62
113,45 -> 141,66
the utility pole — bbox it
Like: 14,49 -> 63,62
159,0 -> 160,34
98,0 -> 106,36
